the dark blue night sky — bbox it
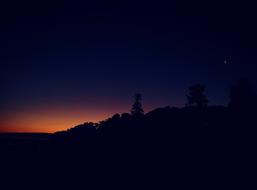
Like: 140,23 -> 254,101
1,1 -> 257,132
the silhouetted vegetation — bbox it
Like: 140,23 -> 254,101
1,79 -> 257,188
45,79 -> 257,150
186,84 -> 209,107
229,79 -> 257,111
130,93 -> 144,117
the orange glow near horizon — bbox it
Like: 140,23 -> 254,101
0,114 -> 106,133
0,99 -> 183,133
0,115 -> 102,133
0,105 -> 128,133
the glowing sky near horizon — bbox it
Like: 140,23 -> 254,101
0,85 -> 185,133
1,1 -> 257,132
0,109 -> 113,133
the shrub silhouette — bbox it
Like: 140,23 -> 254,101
51,122 -> 97,145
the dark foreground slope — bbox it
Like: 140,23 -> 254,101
1,106 -> 256,189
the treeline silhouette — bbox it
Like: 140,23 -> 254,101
50,79 -> 257,149
1,79 -> 257,189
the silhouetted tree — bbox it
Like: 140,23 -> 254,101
229,79 -> 257,110
131,93 -> 144,117
186,84 -> 208,107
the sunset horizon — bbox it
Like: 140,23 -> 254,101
1,1 -> 257,188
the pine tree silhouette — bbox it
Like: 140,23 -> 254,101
131,93 -> 144,117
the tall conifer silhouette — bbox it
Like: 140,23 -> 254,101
131,93 -> 144,117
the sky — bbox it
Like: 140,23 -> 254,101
0,0 -> 257,132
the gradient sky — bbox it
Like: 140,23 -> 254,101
1,1 -> 257,132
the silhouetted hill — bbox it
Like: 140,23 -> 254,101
49,104 -> 255,150
1,79 -> 257,189
42,103 -> 257,189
